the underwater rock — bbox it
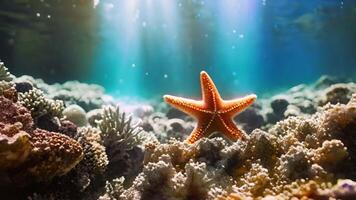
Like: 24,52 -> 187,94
63,104 -> 87,127
235,104 -> 264,133
270,95 -> 289,114
86,108 -> 103,127
15,81 -> 33,93
322,83 -> 356,105
314,75 -> 340,89
132,95 -> 356,200
35,114 -> 61,132
166,107 -> 187,119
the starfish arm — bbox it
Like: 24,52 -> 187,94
220,94 -> 257,116
163,95 -> 208,117
200,71 -> 222,110
217,115 -> 244,141
185,118 -> 215,144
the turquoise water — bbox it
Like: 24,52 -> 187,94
1,0 -> 356,99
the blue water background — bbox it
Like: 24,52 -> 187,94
90,0 -> 356,99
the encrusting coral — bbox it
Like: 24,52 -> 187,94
0,94 -> 83,184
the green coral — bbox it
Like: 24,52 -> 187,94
18,88 -> 65,118
0,61 -> 13,82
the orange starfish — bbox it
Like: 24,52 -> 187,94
164,71 -> 257,144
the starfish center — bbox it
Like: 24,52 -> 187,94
164,71 -> 257,144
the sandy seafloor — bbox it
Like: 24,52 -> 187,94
0,63 -> 356,200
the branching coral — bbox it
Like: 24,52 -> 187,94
18,88 -> 65,119
0,61 -> 13,82
98,177 -> 125,200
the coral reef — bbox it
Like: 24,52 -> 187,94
15,75 -> 111,111
0,94 -> 83,185
0,67 -> 355,200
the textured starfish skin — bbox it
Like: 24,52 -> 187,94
164,71 -> 257,144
